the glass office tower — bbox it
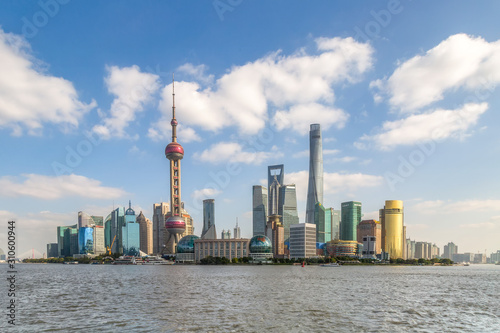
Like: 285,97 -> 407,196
122,201 -> 140,256
278,184 -> 299,242
253,185 -> 268,236
340,201 -> 362,241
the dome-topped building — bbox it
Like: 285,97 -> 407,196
125,200 -> 135,215
249,235 -> 273,262
176,234 -> 199,263
249,235 -> 272,253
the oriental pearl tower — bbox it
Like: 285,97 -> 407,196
164,75 -> 186,254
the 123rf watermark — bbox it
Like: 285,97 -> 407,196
6,221 -> 17,326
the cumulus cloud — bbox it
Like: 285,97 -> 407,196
191,188 -> 221,201
357,103 -> 488,150
149,37 -> 373,140
273,103 -> 348,135
285,170 -> 383,201
92,65 -> 159,139
193,142 -> 282,165
0,28 -> 96,135
372,34 -> 500,112
0,174 -> 127,200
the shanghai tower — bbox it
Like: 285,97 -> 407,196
305,124 -> 323,224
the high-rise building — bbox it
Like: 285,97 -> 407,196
122,201 -> 140,256
57,224 -> 78,257
46,243 -> 58,258
105,207 -> 125,254
253,185 -> 268,236
164,77 -> 186,254
278,184 -> 299,242
406,239 -> 416,259
233,220 -> 241,239
443,242 -> 458,260
381,200 -> 404,259
268,164 -> 284,215
152,202 -> 169,254
78,211 -> 103,229
290,223 -> 317,259
331,209 -> 341,240
305,124 -> 323,224
137,211 -> 153,255
78,227 -> 94,254
340,201 -> 362,241
357,220 -> 381,255
314,202 -> 331,243
202,199 -> 215,237
221,229 -> 231,239
93,225 -> 105,255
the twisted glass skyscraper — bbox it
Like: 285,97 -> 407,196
305,124 -> 323,224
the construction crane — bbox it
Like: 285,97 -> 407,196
106,235 -> 116,256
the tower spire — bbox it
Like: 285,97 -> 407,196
171,73 -> 177,143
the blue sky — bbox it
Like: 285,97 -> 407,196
1,1 -> 499,257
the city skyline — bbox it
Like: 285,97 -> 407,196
1,2 -> 500,257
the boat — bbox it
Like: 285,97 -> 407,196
320,263 -> 341,267
63,261 -> 78,265
464,262 -> 470,266
113,256 -> 136,265
142,256 -> 175,265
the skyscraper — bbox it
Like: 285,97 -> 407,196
340,201 -> 362,241
122,201 -> 140,256
164,77 -> 186,254
268,164 -> 284,215
57,224 -> 78,257
381,200 -> 404,259
253,185 -> 268,236
443,242 -> 458,260
202,199 -> 215,236
278,184 -> 299,241
137,211 -> 153,255
314,202 -> 331,243
233,220 -> 241,239
357,219 -> 381,255
305,124 -> 323,224
331,209 -> 341,240
152,202 -> 169,254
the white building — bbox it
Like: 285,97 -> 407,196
289,223 -> 316,259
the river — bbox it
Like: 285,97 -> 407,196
2,264 -> 499,332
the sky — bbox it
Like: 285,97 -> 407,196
0,1 -> 499,258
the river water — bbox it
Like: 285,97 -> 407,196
1,264 -> 499,332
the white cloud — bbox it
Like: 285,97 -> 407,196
0,174 -> 127,200
273,103 -> 349,135
413,199 -> 500,214
356,103 -> 488,150
0,29 -> 96,135
191,188 -> 222,201
177,63 -> 214,85
193,142 -> 282,165
334,156 -> 357,163
150,37 -> 373,138
372,34 -> 500,112
285,170 -> 383,201
92,65 -> 159,139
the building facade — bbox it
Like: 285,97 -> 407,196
289,223 -> 317,259
314,202 -> 332,243
194,238 -> 250,263
357,219 -> 381,255
137,211 -> 153,255
443,242 -> 458,260
305,124 -> 323,224
122,202 -> 140,256
340,201 -> 362,241
202,199 -> 215,238
268,164 -> 284,216
381,200 -> 404,259
46,243 -> 58,258
253,185 -> 268,236
326,240 -> 361,257
57,224 -> 78,257
152,202 -> 169,254
278,184 -> 299,242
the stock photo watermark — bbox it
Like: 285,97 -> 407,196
6,221 -> 17,326
213,0 -> 243,21
21,0 -> 70,39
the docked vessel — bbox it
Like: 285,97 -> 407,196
63,261 -> 79,265
142,256 -> 175,265
113,256 -> 137,265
